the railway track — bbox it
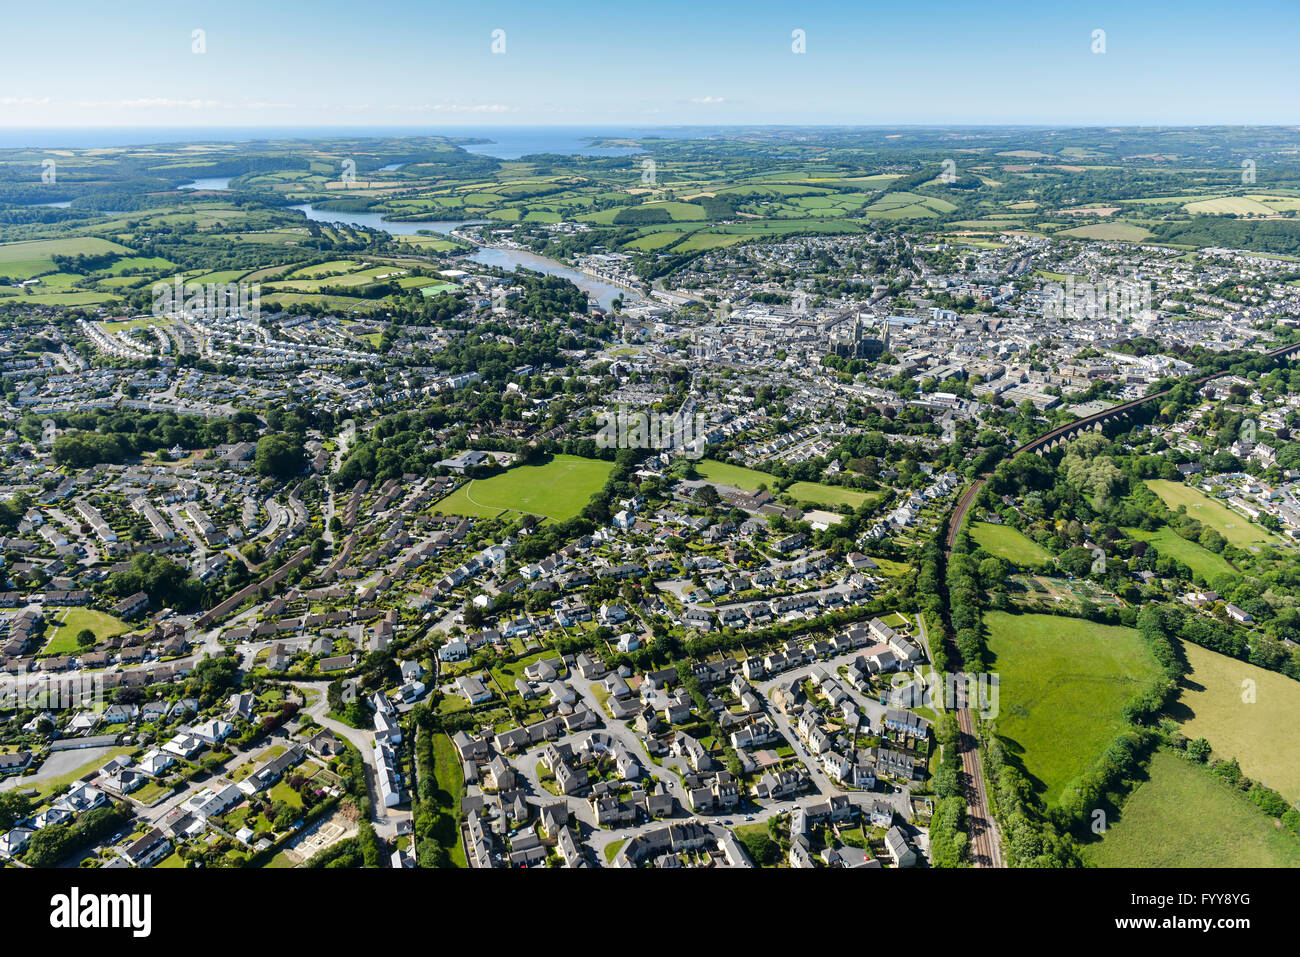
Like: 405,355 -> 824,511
946,340 -> 1300,552
954,686 -> 1003,867
945,478 -> 985,552
936,340 -> 1300,867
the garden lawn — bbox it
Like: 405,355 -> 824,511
985,611 -> 1160,806
269,780 -> 303,808
872,558 -> 910,578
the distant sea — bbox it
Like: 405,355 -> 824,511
0,126 -> 664,157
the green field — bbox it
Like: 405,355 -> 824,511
0,237 -> 131,280
393,234 -> 462,252
694,461 -> 870,509
985,611 -> 1161,805
3,290 -> 120,306
695,459 -> 778,490
784,481 -> 877,510
433,454 -> 614,522
872,558 -> 910,578
865,191 -> 956,219
971,522 -> 1053,565
1176,641 -> 1300,803
101,316 -> 162,334
433,732 -> 468,868
41,608 -> 129,656
1124,526 -> 1235,580
1145,480 -> 1281,549
1056,222 -> 1152,242
1084,750 -> 1300,867
582,201 -> 706,224
1183,196 -> 1275,217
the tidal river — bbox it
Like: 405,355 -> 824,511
290,203 -> 637,311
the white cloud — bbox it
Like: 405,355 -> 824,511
105,98 -> 232,109
379,103 -> 515,113
690,96 -> 725,104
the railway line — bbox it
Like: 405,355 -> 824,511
936,339 -> 1300,866
947,339 -> 1300,550
955,688 -> 1003,867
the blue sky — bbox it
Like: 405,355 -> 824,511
1,0 -> 1297,126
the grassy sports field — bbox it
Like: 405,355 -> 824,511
1083,750 -> 1300,867
432,454 -> 613,522
784,481 -> 877,509
971,521 -> 1053,565
695,459 -> 777,490
1175,640 -> 1300,803
40,607 -> 129,656
1145,480 -> 1281,549
985,611 -> 1161,806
